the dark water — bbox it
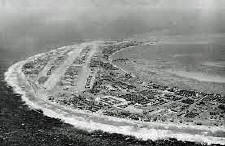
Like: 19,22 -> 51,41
1,1 -> 225,145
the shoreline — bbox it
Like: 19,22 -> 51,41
111,43 -> 225,96
4,42 -> 225,145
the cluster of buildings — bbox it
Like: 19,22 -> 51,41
23,40 -> 225,127
101,40 -> 141,59
81,41 -> 225,126
22,54 -> 51,76
47,55 -> 66,76
73,46 -> 91,65
61,65 -> 82,87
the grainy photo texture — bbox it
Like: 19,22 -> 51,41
1,0 -> 225,146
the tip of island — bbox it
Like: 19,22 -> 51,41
4,40 -> 225,145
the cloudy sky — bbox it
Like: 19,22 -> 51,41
1,0 -> 225,11
1,0 -> 225,57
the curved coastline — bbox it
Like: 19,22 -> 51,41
4,42 -> 225,145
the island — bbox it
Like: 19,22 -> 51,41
5,40 -> 225,145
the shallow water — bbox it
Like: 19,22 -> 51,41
157,41 -> 225,85
113,37 -> 225,94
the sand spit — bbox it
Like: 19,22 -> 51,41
4,42 -> 225,145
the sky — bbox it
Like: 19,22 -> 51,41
1,0 -> 225,58
1,0 -> 225,10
